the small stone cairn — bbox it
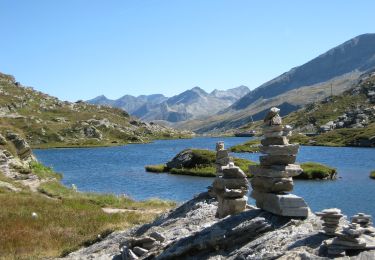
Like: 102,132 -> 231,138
212,142 -> 249,218
322,212 -> 375,257
316,208 -> 344,236
120,232 -> 166,260
250,107 -> 309,217
352,213 -> 374,232
213,162 -> 249,218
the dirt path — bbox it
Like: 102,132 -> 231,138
101,207 -> 164,214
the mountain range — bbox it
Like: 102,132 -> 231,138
88,86 -> 250,123
89,33 -> 375,133
178,33 -> 375,133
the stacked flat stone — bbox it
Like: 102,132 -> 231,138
316,208 -> 344,236
215,141 -> 231,176
324,213 -> 375,257
352,213 -> 375,237
120,232 -> 165,260
213,162 -> 249,218
250,107 -> 309,217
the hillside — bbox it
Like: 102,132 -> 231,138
179,33 -> 375,133
230,72 -> 375,147
0,72 -> 192,148
88,86 -> 250,123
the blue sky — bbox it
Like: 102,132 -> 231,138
0,1 -> 374,101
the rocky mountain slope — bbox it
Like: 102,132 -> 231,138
284,72 -> 375,132
0,72 -> 192,148
88,86 -> 250,123
180,33 -> 375,133
63,192 -> 375,259
224,72 -> 375,147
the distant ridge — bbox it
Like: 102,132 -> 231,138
88,85 -> 250,123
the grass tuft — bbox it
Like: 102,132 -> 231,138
230,139 -> 261,153
145,164 -> 169,173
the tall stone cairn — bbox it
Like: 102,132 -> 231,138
250,107 -> 309,217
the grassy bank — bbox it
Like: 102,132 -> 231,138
145,149 -> 257,177
229,139 -> 261,153
0,164 -> 174,259
297,162 -> 337,180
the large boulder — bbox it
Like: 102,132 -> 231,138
83,126 -> 103,140
166,149 -> 194,169
5,131 -> 33,160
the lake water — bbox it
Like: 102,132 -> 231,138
34,137 -> 375,218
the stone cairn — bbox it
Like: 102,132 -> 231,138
319,211 -> 375,257
324,213 -> 375,256
352,213 -> 374,231
316,208 -> 344,236
215,141 -> 231,176
250,107 -> 309,217
212,142 -> 249,218
120,232 -> 166,260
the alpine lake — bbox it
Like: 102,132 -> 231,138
34,137 -> 375,218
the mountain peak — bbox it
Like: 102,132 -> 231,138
191,86 -> 207,95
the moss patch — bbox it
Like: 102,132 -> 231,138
297,162 -> 337,180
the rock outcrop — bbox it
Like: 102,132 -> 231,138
250,107 -> 309,217
62,192 -> 375,260
5,131 -> 34,161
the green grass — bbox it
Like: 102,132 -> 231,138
170,166 -> 216,177
297,162 -> 337,180
145,164 -> 169,173
0,190 -> 172,259
287,123 -> 375,148
289,134 -> 310,145
0,156 -> 175,259
30,161 -> 62,180
370,171 -> 375,179
230,139 -> 261,153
